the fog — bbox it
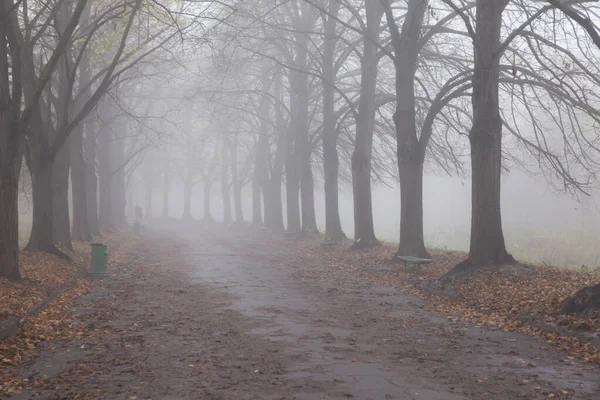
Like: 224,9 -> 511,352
7,0 -> 600,273
125,169 -> 599,268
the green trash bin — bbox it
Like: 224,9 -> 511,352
90,243 -> 109,277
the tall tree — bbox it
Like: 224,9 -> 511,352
0,1 -> 24,279
322,0 -> 345,240
1,0 -> 89,276
351,0 -> 384,247
380,0 -> 429,258
447,0 -> 515,275
220,132 -> 232,223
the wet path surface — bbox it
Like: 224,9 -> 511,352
6,223 -> 600,399
172,224 -> 600,399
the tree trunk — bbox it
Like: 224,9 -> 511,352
111,133 -> 126,226
27,159 -> 56,252
285,133 -> 301,233
292,32 -> 318,233
98,174 -> 112,231
145,183 -> 153,219
85,128 -> 100,236
444,0 -> 513,279
127,183 -> 134,222
230,139 -> 243,223
252,177 -> 262,224
264,74 -> 286,233
0,165 -> 21,279
203,181 -> 213,221
74,8 -> 93,240
220,135 -> 232,223
52,139 -> 72,250
162,168 -> 170,219
183,180 -> 192,220
382,0 -> 429,258
286,71 -> 301,234
98,122 -> 112,232
322,0 -> 344,240
351,1 -> 383,247
299,152 -> 318,233
468,120 -> 512,265
467,0 -> 513,267
0,21 -> 22,279
52,11 -> 73,250
0,72 -> 22,278
23,89 -> 57,252
397,156 -> 429,258
70,125 -> 91,241
254,79 -> 271,226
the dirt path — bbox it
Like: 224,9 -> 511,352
6,223 -> 600,399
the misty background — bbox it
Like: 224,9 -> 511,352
26,170 -> 590,268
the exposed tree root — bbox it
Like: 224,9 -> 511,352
436,254 -> 526,290
47,245 -> 73,262
560,283 -> 600,317
326,230 -> 346,241
25,244 -> 73,262
350,237 -> 380,250
302,228 -> 320,235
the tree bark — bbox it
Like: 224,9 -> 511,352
0,23 -> 23,277
85,128 -> 100,235
351,1 -> 383,247
382,0 -> 429,258
397,155 -> 429,258
183,180 -> 192,220
203,182 -> 213,221
444,0 -> 514,277
127,182 -> 134,222
292,31 -> 318,233
252,175 -> 262,224
71,4 -> 93,242
23,66 -> 57,251
98,120 -> 112,232
254,80 -> 270,226
467,0 -> 513,266
285,126 -> 301,233
230,136 -> 243,223
162,166 -> 170,219
52,137 -> 72,250
220,135 -> 232,223
70,124 -> 92,241
0,164 -> 21,279
27,158 -> 56,252
286,70 -> 302,233
145,182 -> 153,219
52,7 -> 73,250
322,0 -> 344,240
264,73 -> 286,233
111,132 -> 126,225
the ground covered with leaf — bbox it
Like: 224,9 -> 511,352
261,232 -> 600,367
0,231 -> 138,395
3,222 -> 600,399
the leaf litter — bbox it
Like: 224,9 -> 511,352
0,231 -> 139,396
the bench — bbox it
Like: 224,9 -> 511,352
396,255 -> 433,268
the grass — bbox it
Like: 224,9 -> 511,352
425,228 -> 600,269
